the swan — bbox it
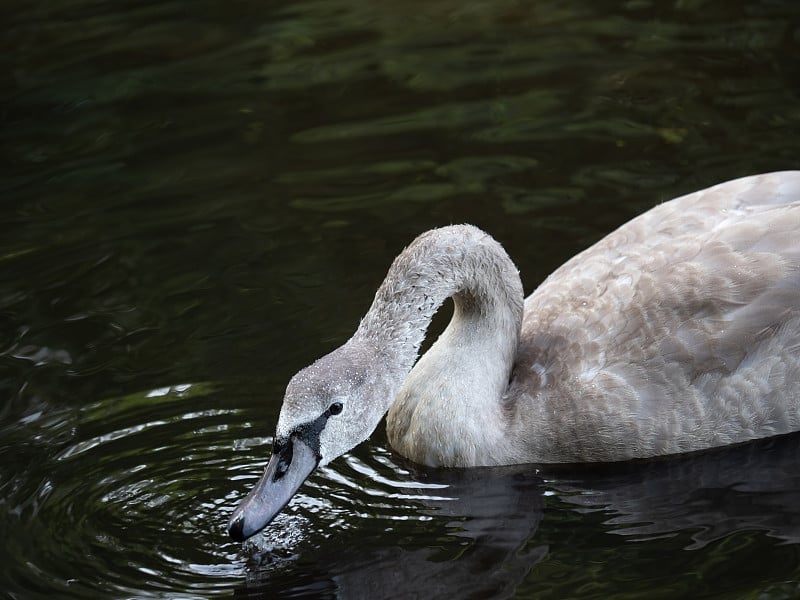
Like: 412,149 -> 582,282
228,171 -> 800,542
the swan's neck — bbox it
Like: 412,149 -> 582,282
353,225 -> 524,466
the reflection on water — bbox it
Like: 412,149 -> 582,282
2,0 -> 800,597
554,434 -> 800,550
239,463 -> 547,600
233,434 -> 800,599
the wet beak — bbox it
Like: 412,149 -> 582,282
227,436 -> 319,542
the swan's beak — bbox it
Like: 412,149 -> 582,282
227,435 -> 319,542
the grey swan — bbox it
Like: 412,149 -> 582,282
229,171 -> 800,542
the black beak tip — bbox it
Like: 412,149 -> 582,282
228,514 -> 246,543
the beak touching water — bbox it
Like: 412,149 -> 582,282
227,434 -> 319,542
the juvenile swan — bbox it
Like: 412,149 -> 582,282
229,171 -> 800,541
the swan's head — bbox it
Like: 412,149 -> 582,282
227,341 -> 390,542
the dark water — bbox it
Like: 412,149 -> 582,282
2,0 -> 800,598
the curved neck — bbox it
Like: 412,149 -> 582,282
357,226 -> 523,373
353,226 -> 524,462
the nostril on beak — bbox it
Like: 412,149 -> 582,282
228,514 -> 246,543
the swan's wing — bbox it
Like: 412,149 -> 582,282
513,171 -> 800,460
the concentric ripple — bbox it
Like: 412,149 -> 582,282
2,378 -> 548,599
2,383 -> 247,598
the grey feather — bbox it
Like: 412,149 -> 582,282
276,171 -> 800,467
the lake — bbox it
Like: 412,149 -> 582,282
2,0 -> 800,598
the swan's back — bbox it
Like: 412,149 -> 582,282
512,172 -> 800,462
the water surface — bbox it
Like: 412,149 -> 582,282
2,0 -> 800,598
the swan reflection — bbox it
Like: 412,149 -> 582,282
237,433 -> 800,598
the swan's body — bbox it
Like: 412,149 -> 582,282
229,171 -> 800,541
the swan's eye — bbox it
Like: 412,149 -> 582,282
328,402 -> 343,416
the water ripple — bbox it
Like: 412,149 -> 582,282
1,382 -> 248,598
